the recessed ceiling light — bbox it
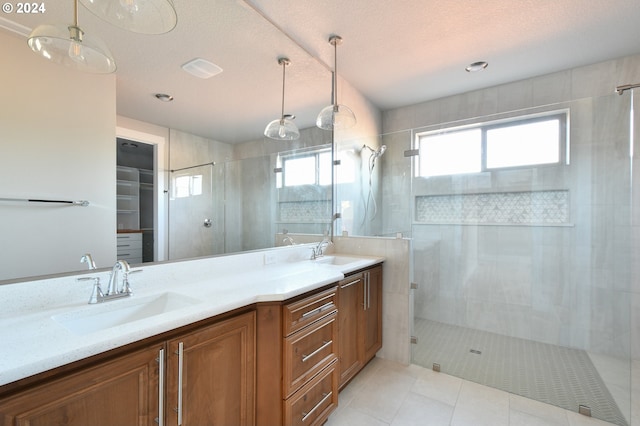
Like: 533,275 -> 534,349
155,93 -> 174,102
181,58 -> 223,79
465,61 -> 488,72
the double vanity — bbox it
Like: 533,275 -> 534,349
0,245 -> 383,425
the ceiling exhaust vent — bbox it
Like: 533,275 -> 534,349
181,58 -> 223,79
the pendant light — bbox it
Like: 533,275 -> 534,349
79,0 -> 177,34
316,35 -> 356,131
27,0 -> 116,74
264,57 -> 300,141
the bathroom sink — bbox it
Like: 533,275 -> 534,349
314,255 -> 363,266
52,292 -> 202,335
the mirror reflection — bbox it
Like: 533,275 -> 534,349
0,1 -> 383,282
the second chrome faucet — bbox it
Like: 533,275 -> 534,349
78,255 -> 141,304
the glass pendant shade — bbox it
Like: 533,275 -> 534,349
80,0 -> 177,34
316,35 -> 356,131
316,103 -> 356,130
27,24 -> 116,73
264,118 -> 300,140
264,57 -> 300,141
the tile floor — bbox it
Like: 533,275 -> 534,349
326,357 -> 617,426
412,318 -> 627,425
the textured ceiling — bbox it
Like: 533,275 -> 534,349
3,0 -> 640,143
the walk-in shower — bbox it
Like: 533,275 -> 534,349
373,80 -> 637,425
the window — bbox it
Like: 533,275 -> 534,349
278,149 -> 332,187
416,111 -> 568,177
173,174 -> 203,198
419,129 -> 482,177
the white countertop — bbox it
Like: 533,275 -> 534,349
0,246 -> 383,388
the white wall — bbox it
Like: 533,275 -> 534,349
0,32 -> 116,281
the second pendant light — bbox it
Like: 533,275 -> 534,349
316,35 -> 356,131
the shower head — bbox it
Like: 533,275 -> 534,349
363,144 -> 387,158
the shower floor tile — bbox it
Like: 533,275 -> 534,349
411,318 -> 627,426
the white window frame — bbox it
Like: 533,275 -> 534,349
415,109 -> 569,178
278,147 -> 332,188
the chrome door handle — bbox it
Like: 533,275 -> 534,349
203,218 -> 212,228
156,349 -> 165,426
176,342 -> 184,426
363,274 -> 368,311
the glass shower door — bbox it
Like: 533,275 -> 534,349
409,92 -> 634,425
168,163 -> 225,259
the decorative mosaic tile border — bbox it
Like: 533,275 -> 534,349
415,190 -> 569,225
279,200 -> 332,222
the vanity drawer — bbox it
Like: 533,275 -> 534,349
117,233 -> 142,263
116,233 -> 143,248
283,359 -> 338,426
283,286 -> 337,336
283,312 -> 337,398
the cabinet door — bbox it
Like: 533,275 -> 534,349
0,345 -> 161,426
337,273 -> 364,388
362,266 -> 383,362
166,311 -> 256,426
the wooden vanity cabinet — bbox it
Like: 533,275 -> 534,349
165,311 -> 255,426
0,265 -> 382,426
0,310 -> 256,426
0,344 -> 161,426
282,286 -> 339,426
337,264 -> 383,389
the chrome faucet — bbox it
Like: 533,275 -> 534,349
78,260 -> 139,304
282,229 -> 296,246
106,260 -> 131,296
80,253 -> 97,270
311,233 -> 333,260
311,214 -> 340,259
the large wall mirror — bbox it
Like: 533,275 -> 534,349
0,0 -> 382,282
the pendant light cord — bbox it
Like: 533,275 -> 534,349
73,0 -> 79,27
332,37 -> 338,106
280,59 -> 286,120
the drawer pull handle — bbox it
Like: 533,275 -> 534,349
301,391 -> 332,422
301,302 -> 334,319
340,278 -> 360,289
302,340 -> 332,362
